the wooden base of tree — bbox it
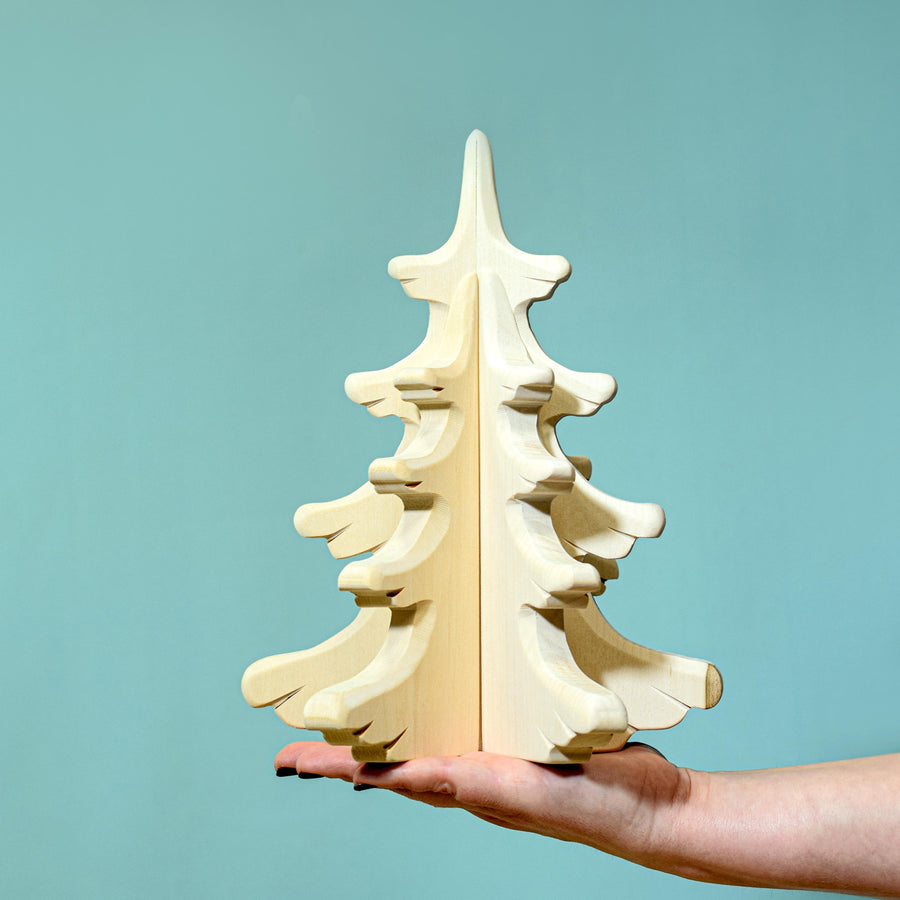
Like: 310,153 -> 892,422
241,131 -> 722,763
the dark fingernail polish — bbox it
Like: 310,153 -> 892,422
276,767 -> 296,777
353,783 -> 376,791
298,772 -> 325,780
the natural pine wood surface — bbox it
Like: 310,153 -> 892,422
242,131 -> 721,762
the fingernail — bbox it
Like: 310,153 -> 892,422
298,772 -> 325,780
353,783 -> 377,791
276,767 -> 296,777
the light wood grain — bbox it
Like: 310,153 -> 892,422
242,130 -> 721,762
241,607 -> 389,728
303,273 -> 481,760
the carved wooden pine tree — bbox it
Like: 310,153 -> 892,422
242,131 -> 722,763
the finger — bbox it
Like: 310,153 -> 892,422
296,743 -> 362,782
273,741 -> 308,772
274,741 -> 360,781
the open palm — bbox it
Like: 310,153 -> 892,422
275,741 -> 688,868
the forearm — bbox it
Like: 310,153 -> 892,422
657,754 -> 900,896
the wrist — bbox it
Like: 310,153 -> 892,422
635,766 -> 721,882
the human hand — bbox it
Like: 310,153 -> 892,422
274,741 -> 692,870
274,742 -> 900,896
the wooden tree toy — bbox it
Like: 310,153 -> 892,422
242,130 -> 722,763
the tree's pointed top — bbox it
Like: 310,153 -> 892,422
455,129 -> 506,244
388,130 -> 570,303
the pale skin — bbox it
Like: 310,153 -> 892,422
275,741 -> 900,897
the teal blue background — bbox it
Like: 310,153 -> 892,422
2,1 -> 898,897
